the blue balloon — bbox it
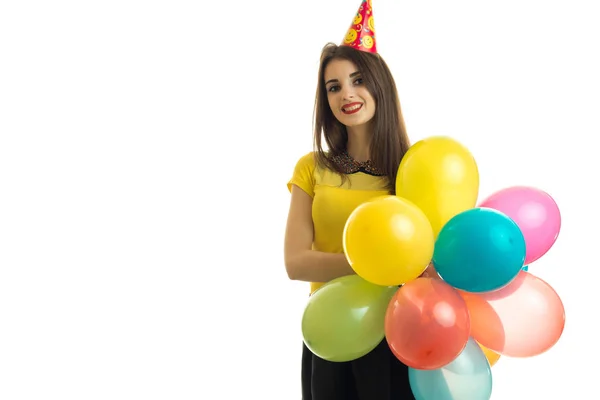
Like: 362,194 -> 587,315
522,265 -> 529,271
409,337 -> 493,400
433,207 -> 526,292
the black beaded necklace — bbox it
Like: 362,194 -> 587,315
329,151 -> 384,177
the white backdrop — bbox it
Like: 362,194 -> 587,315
1,0 -> 598,399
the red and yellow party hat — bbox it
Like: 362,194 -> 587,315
341,0 -> 377,53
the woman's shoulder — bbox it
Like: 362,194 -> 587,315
288,151 -> 319,195
294,151 -> 324,171
293,150 -> 347,175
296,150 -> 316,163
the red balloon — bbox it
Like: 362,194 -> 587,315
459,270 -> 565,357
385,278 -> 470,370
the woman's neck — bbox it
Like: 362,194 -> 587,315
346,124 -> 372,162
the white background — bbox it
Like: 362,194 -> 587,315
1,0 -> 598,399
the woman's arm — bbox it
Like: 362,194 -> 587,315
284,185 -> 356,282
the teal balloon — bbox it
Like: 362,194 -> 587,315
409,337 -> 492,400
522,265 -> 529,271
433,207 -> 526,292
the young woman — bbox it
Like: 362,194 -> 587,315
284,1 -> 428,398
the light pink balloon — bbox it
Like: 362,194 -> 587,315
459,271 -> 565,357
479,186 -> 560,265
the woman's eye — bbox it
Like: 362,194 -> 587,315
328,86 -> 340,92
354,78 -> 363,85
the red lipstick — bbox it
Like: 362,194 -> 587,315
341,102 -> 363,114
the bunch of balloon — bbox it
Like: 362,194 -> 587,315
301,135 -> 565,400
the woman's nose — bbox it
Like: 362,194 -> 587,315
341,86 -> 356,100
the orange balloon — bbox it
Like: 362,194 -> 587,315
478,342 -> 501,367
385,278 -> 470,370
459,271 -> 565,357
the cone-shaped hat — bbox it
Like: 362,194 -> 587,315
341,0 -> 377,53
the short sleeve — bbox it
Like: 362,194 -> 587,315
287,152 -> 316,198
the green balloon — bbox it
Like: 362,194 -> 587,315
302,275 -> 398,362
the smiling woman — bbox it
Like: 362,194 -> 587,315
282,0 -> 430,399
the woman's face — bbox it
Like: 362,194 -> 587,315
324,59 -> 376,128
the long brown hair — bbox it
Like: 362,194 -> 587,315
312,42 -> 410,194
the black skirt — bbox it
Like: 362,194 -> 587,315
301,338 -> 415,400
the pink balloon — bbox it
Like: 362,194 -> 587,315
459,271 -> 565,357
479,186 -> 560,265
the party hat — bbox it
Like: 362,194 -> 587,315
341,0 -> 377,53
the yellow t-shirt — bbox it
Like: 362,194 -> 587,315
287,151 -> 390,294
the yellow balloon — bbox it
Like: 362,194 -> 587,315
478,342 -> 501,367
396,136 -> 479,239
343,196 -> 434,286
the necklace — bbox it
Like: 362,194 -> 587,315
330,151 -> 384,176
